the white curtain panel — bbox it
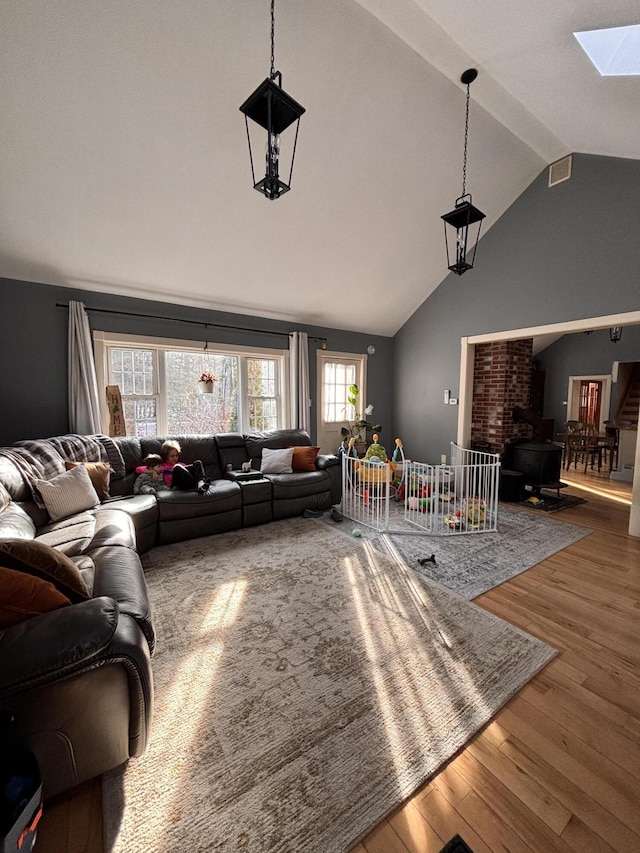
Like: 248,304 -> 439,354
289,331 -> 310,432
68,300 -> 102,434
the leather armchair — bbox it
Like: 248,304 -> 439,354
0,596 -> 153,799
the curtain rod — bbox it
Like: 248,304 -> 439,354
56,303 -> 327,344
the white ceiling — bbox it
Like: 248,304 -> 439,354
1,1 -> 638,336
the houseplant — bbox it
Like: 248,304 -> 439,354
198,371 -> 217,394
340,384 -> 381,454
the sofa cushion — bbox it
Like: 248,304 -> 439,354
35,465 -> 100,522
0,539 -> 89,602
0,482 -> 10,513
90,544 -> 155,654
260,447 -> 294,474
0,503 -> 37,541
0,566 -> 71,628
264,470 -> 331,500
88,507 -> 138,551
289,445 -> 320,472
155,480 -> 242,522
36,512 -> 96,555
245,428 -> 312,461
65,460 -> 111,501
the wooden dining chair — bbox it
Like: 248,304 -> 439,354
563,421 -> 586,469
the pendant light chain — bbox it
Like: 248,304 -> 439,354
461,80 -> 471,198
240,0 -> 305,200
270,0 -> 276,79
441,69 -> 485,275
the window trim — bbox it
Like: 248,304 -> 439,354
93,330 -> 289,435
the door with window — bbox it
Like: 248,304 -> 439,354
578,380 -> 602,428
566,374 -> 611,434
316,351 -> 366,454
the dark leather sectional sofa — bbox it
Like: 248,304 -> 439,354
0,429 -> 340,798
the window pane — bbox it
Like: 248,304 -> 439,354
247,359 -> 276,397
165,351 -> 238,433
247,358 -> 277,430
324,362 -> 356,423
123,397 -> 157,437
111,348 -> 154,397
249,398 -> 277,431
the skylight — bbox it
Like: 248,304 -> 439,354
574,24 -> 640,76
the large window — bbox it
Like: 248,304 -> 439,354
95,332 -> 286,437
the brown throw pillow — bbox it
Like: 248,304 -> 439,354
289,445 -> 320,473
65,460 -> 111,501
0,539 -> 89,602
0,566 -> 71,628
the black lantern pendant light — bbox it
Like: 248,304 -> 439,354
441,69 -> 486,275
239,0 -> 305,200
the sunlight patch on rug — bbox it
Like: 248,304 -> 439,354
336,502 -> 591,600
103,518 -> 556,853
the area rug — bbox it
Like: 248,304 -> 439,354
518,490 -> 588,514
102,517 -> 556,853
333,502 -> 591,601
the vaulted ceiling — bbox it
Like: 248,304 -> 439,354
1,1 -> 638,335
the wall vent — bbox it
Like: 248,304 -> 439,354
548,154 -> 572,187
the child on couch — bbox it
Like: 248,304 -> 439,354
133,454 -> 172,495
159,439 -> 212,495
135,440 -> 212,495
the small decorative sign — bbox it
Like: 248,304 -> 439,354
106,385 -> 126,436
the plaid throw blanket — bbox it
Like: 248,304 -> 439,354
4,434 -> 126,507
93,434 -> 126,479
10,441 -> 65,479
47,435 -> 105,464
0,448 -> 53,508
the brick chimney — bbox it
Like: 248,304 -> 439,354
471,340 -> 534,455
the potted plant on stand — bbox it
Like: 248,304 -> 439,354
340,384 -> 381,456
198,371 -> 217,394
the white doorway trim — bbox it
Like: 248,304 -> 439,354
456,309 -> 640,537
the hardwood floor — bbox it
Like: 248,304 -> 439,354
38,469 -> 639,853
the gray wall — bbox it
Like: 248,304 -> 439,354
4,153 -> 639,453
0,278 -> 393,446
537,328 -> 640,432
392,153 -> 640,462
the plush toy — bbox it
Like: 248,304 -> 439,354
407,496 -> 430,512
364,433 -> 387,463
346,437 -> 359,458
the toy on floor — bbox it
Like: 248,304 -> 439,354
418,554 -> 437,566
407,496 -> 431,512
464,498 -> 486,528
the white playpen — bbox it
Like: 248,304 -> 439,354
340,442 -> 500,536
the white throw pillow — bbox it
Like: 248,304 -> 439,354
35,465 -> 100,522
260,447 -> 294,474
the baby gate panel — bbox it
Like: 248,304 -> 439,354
341,443 -> 500,536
